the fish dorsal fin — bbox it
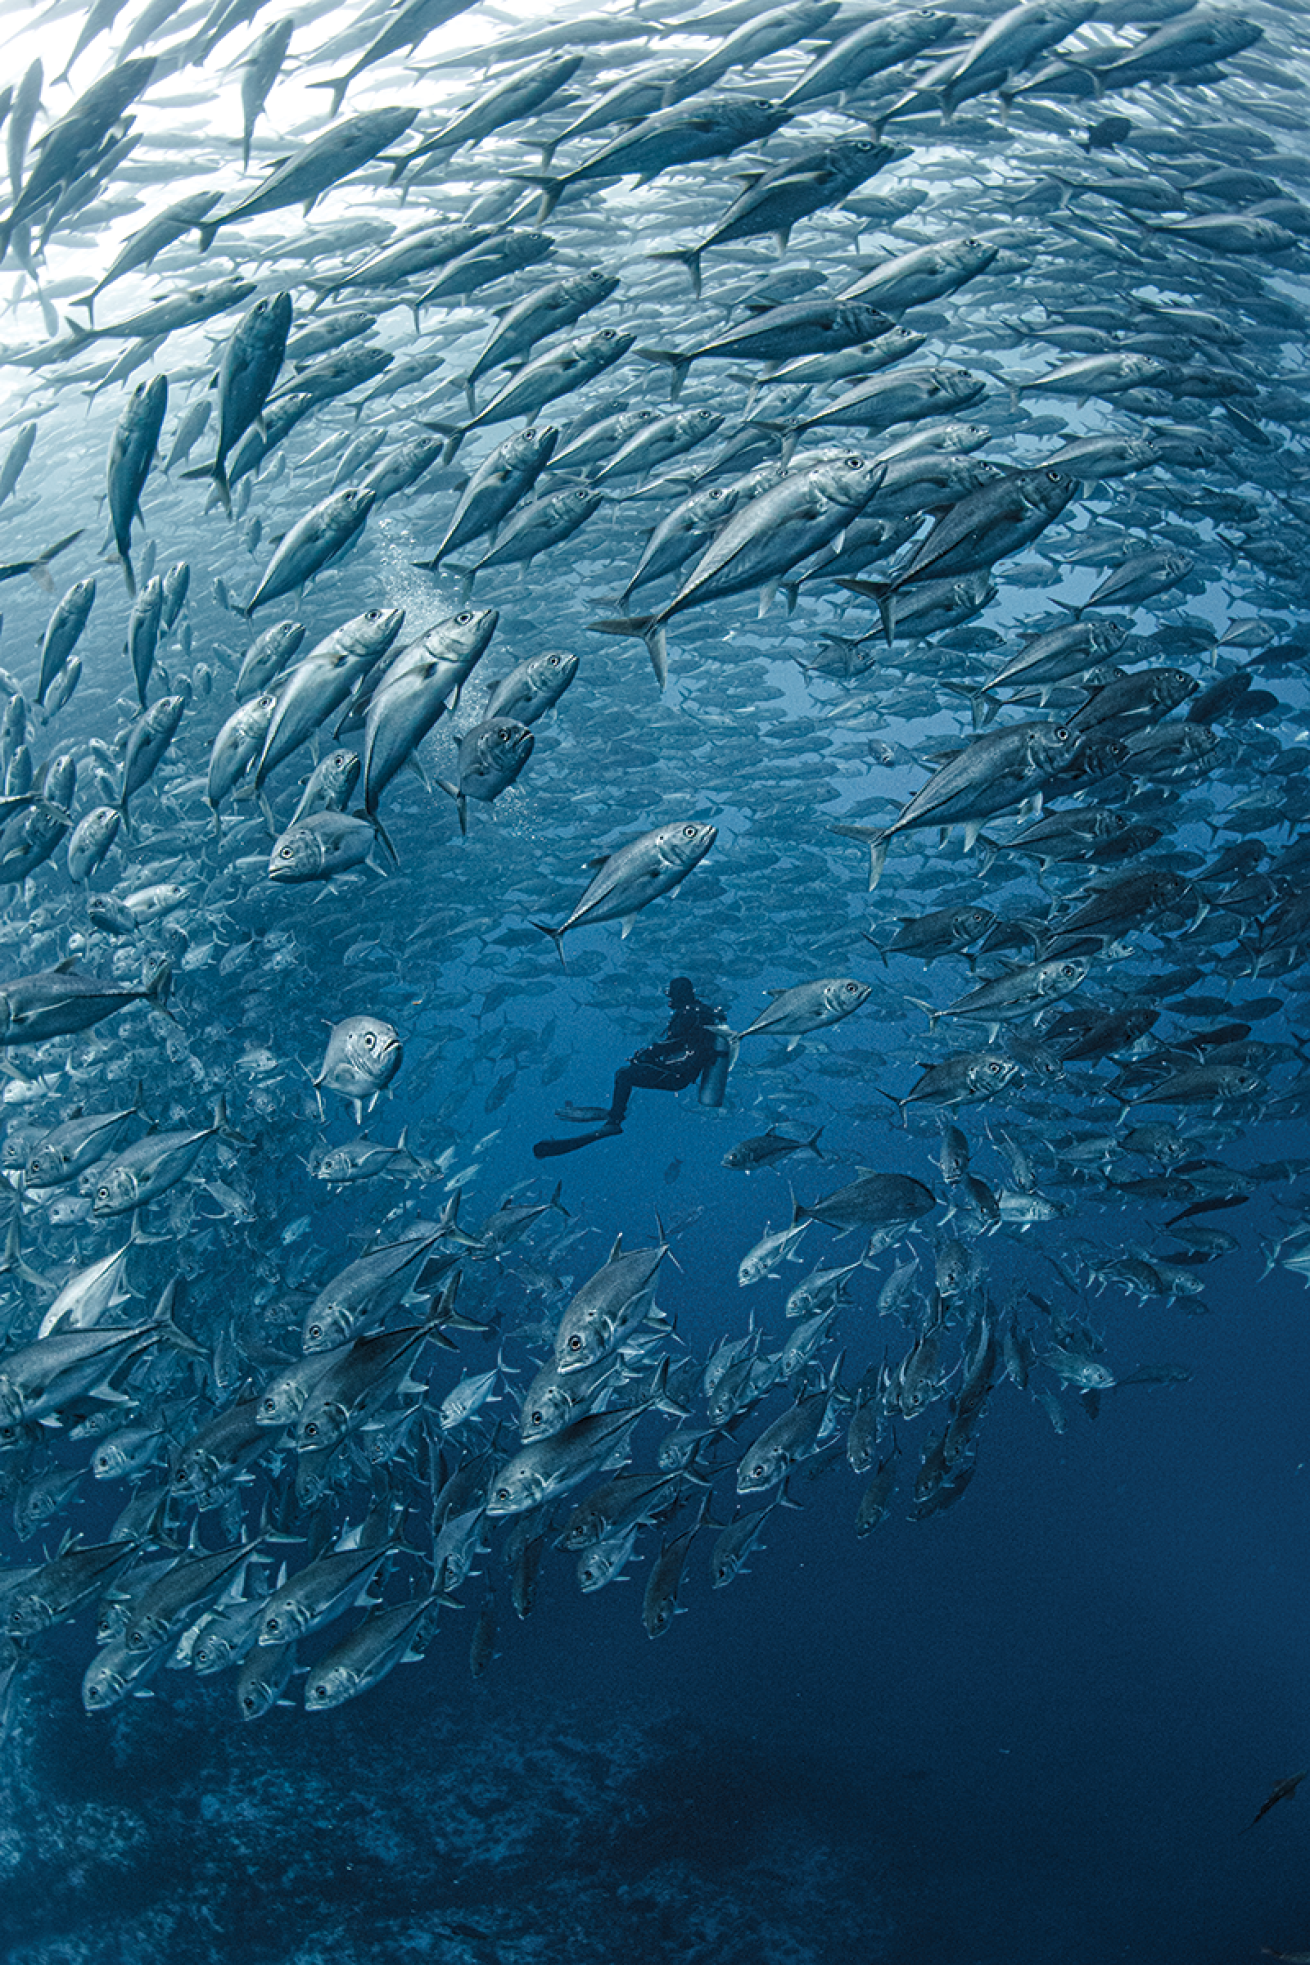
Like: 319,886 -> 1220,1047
54,955 -> 79,972
608,1231 -> 623,1261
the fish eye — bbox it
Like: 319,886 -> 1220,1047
845,982 -> 859,993
494,1487 -> 510,1503
366,610 -> 384,620
97,1186 -> 107,1201
1054,726 -> 1070,742
600,329 -> 616,339
682,825 -> 698,837
279,846 -> 293,858
456,611 -> 474,623
988,1061 -> 1003,1074
311,1684 -> 327,1701
266,1616 -> 279,1633
844,455 -> 862,468
363,1032 -> 376,1047
303,1422 -> 317,1438
307,1325 -> 322,1342
1061,964 -> 1078,978
568,1334 -> 583,1351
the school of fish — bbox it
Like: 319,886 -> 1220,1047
0,0 -> 1308,1718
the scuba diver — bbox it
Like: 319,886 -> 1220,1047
533,977 -> 730,1158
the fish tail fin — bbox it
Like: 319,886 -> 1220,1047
532,921 -> 568,972
588,614 -> 668,687
806,1126 -> 825,1159
144,958 -> 173,1018
0,1213 -> 50,1292
436,781 -> 468,836
425,422 -> 464,466
836,574 -> 894,641
907,994 -> 939,1033
505,170 -> 564,222
307,75 -> 350,118
873,1086 -> 908,1128
154,1292 -> 209,1364
195,220 -> 220,254
648,247 -> 703,298
211,460 -> 231,519
637,347 -> 693,400
32,530 -> 82,595
371,813 -> 400,869
61,313 -> 94,350
831,823 -> 889,890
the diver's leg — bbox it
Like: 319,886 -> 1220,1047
608,1066 -> 638,1122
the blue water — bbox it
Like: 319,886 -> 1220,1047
1,0 -> 1310,1957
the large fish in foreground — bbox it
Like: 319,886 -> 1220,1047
533,821 -> 716,963
244,487 -> 376,615
0,958 -> 171,1044
107,374 -> 167,596
196,108 -> 419,250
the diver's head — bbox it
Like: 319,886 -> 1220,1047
667,976 -> 696,1008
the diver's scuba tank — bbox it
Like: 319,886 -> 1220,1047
698,1019 -> 733,1107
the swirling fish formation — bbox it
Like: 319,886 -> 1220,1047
0,0 -> 1308,1717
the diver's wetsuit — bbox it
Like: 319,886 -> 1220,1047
532,978 -> 726,1157
608,994 -> 722,1120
